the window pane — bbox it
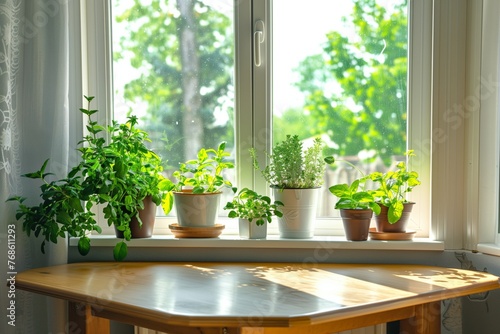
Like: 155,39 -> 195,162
112,0 -> 235,215
272,0 -> 408,217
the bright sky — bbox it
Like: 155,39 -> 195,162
272,0 -> 352,112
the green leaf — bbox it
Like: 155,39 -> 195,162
124,195 -> 133,206
123,228 -> 132,241
348,179 -> 360,194
57,211 -> 72,225
6,196 -> 24,203
84,95 -> 95,103
114,158 -> 126,178
68,168 -> 79,178
78,237 -> 91,256
369,202 -> 381,215
69,197 -> 84,212
192,186 -> 205,194
324,156 -> 335,164
352,192 -> 373,202
158,178 -> 175,191
113,241 -> 128,261
329,184 -> 349,197
197,148 -> 208,161
388,201 -> 404,223
161,192 -> 174,215
335,198 -> 355,209
49,227 -> 59,243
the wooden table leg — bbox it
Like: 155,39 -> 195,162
68,301 -> 110,334
400,301 -> 441,334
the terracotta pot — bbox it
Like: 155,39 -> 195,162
375,202 -> 414,232
340,209 -> 373,241
115,196 -> 157,238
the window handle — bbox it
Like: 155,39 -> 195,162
254,20 -> 265,67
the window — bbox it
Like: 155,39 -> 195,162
84,0 -> 436,238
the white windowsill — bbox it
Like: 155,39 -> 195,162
477,243 -> 500,257
70,234 -> 444,251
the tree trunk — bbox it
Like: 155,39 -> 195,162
177,0 -> 203,160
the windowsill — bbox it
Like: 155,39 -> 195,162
70,234 -> 444,251
477,243 -> 500,257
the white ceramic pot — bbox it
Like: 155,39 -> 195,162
239,218 -> 267,239
272,187 -> 319,239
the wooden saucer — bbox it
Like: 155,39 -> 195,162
169,224 -> 224,238
369,228 -> 416,241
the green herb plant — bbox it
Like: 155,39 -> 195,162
369,150 -> 421,223
224,188 -> 284,226
324,156 -> 381,214
160,142 -> 236,215
7,159 -> 101,257
250,135 -> 327,189
8,96 -> 168,261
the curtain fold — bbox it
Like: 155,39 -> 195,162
1,0 -> 71,333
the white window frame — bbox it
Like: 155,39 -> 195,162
75,0 -> 500,252
476,0 -> 500,256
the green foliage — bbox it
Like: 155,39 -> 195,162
113,241 -> 128,262
272,108 -> 317,145
329,178 -> 381,214
160,142 -> 235,215
114,0 -> 234,166
295,0 -> 408,164
250,135 -> 327,189
369,150 -> 420,223
7,163 -> 101,256
325,156 -> 380,214
224,188 -> 284,226
7,96 -> 168,261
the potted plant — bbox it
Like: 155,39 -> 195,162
328,177 -> 381,241
7,96 -> 168,261
250,135 -> 328,238
161,142 -> 236,229
224,187 -> 284,239
369,150 -> 421,232
325,156 -> 380,241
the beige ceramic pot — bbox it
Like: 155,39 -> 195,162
173,189 -> 221,227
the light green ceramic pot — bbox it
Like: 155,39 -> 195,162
174,190 -> 221,227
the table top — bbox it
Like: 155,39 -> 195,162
15,262 -> 500,328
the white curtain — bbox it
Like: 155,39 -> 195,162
1,0 -> 75,333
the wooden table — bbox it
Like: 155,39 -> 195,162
15,262 -> 500,334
